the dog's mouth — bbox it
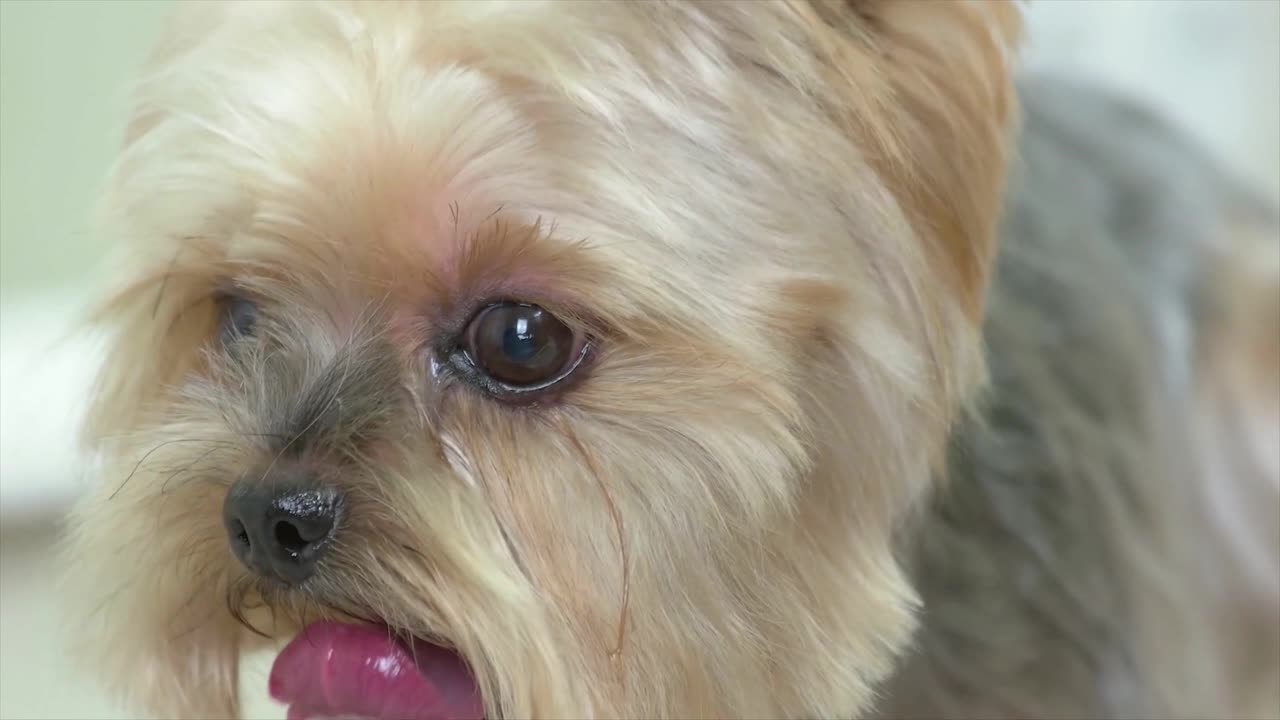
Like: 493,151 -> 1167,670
269,620 -> 484,720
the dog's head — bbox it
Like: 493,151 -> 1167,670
64,2 -> 1019,717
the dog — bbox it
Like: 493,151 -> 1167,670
62,2 -> 1280,718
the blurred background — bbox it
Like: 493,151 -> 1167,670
0,1 -> 1277,718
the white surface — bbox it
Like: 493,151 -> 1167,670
0,294 -> 97,521
0,525 -> 286,719
0,528 -> 124,719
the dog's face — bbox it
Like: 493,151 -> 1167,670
64,2 -> 1019,718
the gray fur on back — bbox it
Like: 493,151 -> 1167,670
875,76 -> 1275,719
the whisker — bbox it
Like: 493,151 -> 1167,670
110,438 -> 240,500
160,445 -> 236,496
561,416 -> 631,667
151,249 -> 184,319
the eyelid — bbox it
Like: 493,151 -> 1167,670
446,340 -> 592,402
441,301 -> 593,403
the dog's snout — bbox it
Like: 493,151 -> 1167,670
223,478 -> 341,585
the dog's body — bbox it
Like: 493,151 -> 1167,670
62,2 -> 1279,719
881,78 -> 1280,719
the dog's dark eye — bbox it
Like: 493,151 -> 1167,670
217,295 -> 258,344
459,303 -> 585,392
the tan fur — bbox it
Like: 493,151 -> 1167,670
1192,206 -> 1280,720
61,2 -> 1276,719
800,0 -> 1020,320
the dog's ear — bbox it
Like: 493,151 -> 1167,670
803,0 -> 1023,319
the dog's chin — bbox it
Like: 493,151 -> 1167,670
268,620 -> 484,720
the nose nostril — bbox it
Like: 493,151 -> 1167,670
225,481 -> 340,582
273,520 -> 308,557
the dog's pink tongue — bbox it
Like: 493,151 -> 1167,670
269,620 -> 483,720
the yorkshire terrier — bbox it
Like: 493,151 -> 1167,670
63,2 -> 1279,719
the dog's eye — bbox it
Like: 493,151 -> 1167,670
217,295 -> 258,344
460,303 -> 585,392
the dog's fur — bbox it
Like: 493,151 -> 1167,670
62,2 -> 1280,718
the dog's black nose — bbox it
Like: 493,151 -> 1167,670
223,480 -> 341,585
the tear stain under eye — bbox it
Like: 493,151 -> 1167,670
438,435 -> 531,579
558,416 -> 630,671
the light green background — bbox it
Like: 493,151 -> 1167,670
0,0 -> 172,299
